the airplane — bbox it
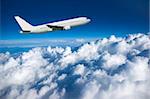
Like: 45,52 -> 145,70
14,16 -> 91,34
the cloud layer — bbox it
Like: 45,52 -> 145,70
0,33 -> 150,99
0,39 -> 89,48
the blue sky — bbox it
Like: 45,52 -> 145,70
1,0 -> 149,40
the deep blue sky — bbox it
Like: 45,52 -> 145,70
1,0 -> 149,40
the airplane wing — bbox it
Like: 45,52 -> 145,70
47,17 -> 90,30
47,25 -> 70,30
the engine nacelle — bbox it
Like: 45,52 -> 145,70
63,26 -> 71,30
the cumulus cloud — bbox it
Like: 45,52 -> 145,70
74,64 -> 86,76
101,52 -> 126,70
0,33 -> 150,99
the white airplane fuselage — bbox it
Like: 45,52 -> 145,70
14,16 -> 91,34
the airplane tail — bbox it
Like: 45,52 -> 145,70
14,16 -> 33,32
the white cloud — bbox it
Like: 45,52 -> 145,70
126,56 -> 150,81
59,41 -> 99,67
74,64 -> 86,76
101,52 -> 126,70
0,33 -> 150,99
0,52 -> 10,64
81,80 -> 101,99
58,74 -> 67,80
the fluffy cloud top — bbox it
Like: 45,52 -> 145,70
0,33 -> 150,99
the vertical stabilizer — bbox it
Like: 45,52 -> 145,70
14,16 -> 33,31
